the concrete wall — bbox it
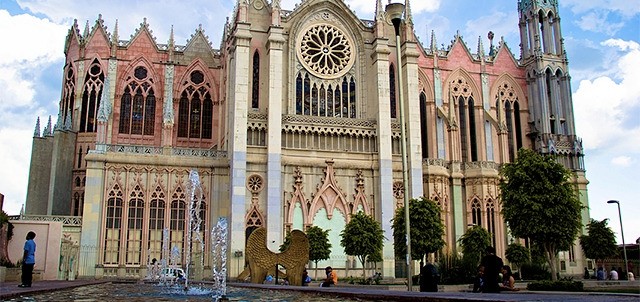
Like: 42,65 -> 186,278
49,130 -> 77,215
8,220 -> 62,280
25,137 -> 53,215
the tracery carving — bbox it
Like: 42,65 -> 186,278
287,166 -> 310,227
246,174 -> 264,193
450,78 -> 473,98
309,160 -> 348,221
351,170 -> 370,215
297,24 -> 354,79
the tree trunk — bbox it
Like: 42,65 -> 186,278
546,246 -> 558,281
314,260 -> 319,280
0,223 -> 11,264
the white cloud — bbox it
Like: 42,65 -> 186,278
280,0 -> 441,17
574,11 -> 624,35
611,156 -> 633,166
0,10 -> 66,110
561,0 -> 640,17
16,0 -> 231,45
573,39 -> 640,153
463,11 -> 519,50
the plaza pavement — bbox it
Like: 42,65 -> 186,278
0,279 -> 638,301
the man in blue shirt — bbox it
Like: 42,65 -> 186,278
19,231 -> 36,288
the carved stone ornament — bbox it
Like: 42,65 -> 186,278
296,23 -> 355,79
247,174 -> 264,193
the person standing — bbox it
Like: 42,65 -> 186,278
480,246 -> 503,293
19,231 -> 36,288
419,261 -> 439,292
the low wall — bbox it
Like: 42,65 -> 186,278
7,220 -> 62,280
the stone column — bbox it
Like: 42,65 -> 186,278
266,26 -> 285,251
78,151 -> 106,278
401,41 -> 424,198
228,23 -> 252,265
372,37 -> 395,278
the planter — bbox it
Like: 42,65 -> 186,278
5,267 -> 21,282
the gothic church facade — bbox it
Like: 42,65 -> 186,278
25,0 -> 590,278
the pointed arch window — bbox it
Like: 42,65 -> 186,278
177,71 -> 213,140
125,185 -> 144,265
295,72 -> 357,118
62,65 -> 75,126
419,92 -> 428,158
252,51 -> 260,109
471,199 -> 482,226
77,147 -> 83,169
170,187 -> 186,265
498,82 -> 524,161
148,186 -> 165,262
119,66 -> 155,136
452,78 -> 478,162
486,200 -> 496,247
390,64 -> 397,118
104,184 -> 123,265
80,60 -> 104,133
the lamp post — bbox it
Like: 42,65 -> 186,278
386,2 -> 412,291
607,200 -> 629,276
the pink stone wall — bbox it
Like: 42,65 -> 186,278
8,221 -> 62,280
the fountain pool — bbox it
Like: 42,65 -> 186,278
2,282 -> 369,302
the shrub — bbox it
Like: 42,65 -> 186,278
527,280 -> 584,292
520,262 -> 551,280
437,253 -> 476,284
0,258 -> 17,268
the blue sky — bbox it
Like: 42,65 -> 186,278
0,0 -> 638,245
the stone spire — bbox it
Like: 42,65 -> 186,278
83,20 -> 90,41
168,25 -> 175,61
55,108 -> 63,130
271,0 -> 281,26
488,31 -> 496,57
430,30 -> 437,52
477,36 -> 485,63
97,76 -> 111,123
43,116 -> 52,136
405,0 -> 413,26
375,0 -> 384,21
34,117 -> 41,137
64,110 -> 72,130
111,19 -> 119,56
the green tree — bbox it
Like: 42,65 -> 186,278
279,231 -> 291,252
340,211 -> 384,278
392,197 -> 445,262
366,248 -> 383,277
306,226 -> 332,280
458,225 -> 492,265
500,148 -> 583,281
505,242 -> 531,279
580,218 -> 617,266
0,210 -> 14,266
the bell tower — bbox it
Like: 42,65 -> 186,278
518,0 -> 583,171
518,0 -> 590,276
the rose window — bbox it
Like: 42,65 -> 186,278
246,174 -> 264,193
297,24 -> 354,79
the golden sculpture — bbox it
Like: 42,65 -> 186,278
244,227 -> 309,286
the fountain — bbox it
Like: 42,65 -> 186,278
211,217 -> 228,300
141,169 -> 229,301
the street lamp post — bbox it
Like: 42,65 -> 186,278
386,2 -> 412,291
607,200 -> 629,277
